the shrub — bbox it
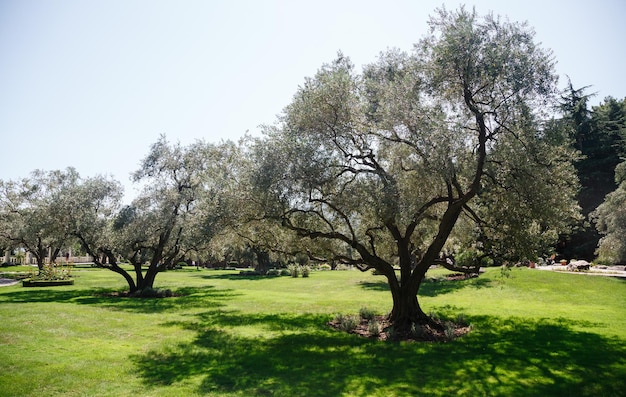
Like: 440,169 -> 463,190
300,265 -> 310,278
266,268 -> 280,276
368,320 -> 381,336
444,322 -> 456,340
287,264 -> 299,277
319,264 -> 331,271
333,313 -> 359,332
279,269 -> 291,276
31,264 -> 72,281
359,306 -> 376,321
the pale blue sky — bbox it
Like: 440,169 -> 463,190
1,0 -> 625,200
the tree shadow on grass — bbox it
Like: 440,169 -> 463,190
0,286 -> 237,314
200,272 -> 275,281
358,276 -> 492,297
131,311 -> 626,397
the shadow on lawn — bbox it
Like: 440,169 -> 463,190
131,311 -> 626,397
359,275 -> 492,297
0,285 -> 237,314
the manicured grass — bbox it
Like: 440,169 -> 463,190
0,266 -> 625,396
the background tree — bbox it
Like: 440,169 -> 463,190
246,7 -> 580,332
0,168 -> 80,270
59,174 -> 132,287
112,136 -> 232,293
559,90 -> 626,260
592,161 -> 626,264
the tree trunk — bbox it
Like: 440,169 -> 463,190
387,274 -> 429,332
252,246 -> 270,274
140,264 -> 159,290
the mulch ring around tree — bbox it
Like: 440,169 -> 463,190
328,315 -> 472,342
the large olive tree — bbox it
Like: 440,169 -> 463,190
248,8 -> 580,331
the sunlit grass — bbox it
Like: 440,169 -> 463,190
0,266 -> 624,396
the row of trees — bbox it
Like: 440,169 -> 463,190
558,86 -> 626,261
1,7 -> 624,330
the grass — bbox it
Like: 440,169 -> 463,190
0,265 -> 625,396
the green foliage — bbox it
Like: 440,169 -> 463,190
333,313 -> 359,332
444,322 -> 456,340
559,92 -> 626,260
358,306 -> 376,321
265,268 -> 280,276
286,264 -> 311,278
287,264 -> 299,278
367,319 -> 381,337
592,161 -> 626,264
319,264 -> 331,271
30,264 -> 72,281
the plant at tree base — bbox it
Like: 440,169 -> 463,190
244,7 -> 580,333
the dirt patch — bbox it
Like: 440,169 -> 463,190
443,273 -> 479,281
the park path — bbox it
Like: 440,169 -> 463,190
534,265 -> 626,278
0,278 -> 19,287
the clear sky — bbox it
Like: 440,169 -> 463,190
1,0 -> 625,200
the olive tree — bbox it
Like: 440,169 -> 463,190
247,8 -> 580,331
0,168 -> 80,270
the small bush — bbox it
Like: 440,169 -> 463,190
368,320 -> 381,337
333,313 -> 359,332
300,265 -> 310,277
31,264 -> 72,281
279,269 -> 291,276
444,322 -> 456,340
287,264 -> 299,277
359,306 -> 376,321
266,268 -> 280,276
319,264 -> 331,271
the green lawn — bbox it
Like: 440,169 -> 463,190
0,266 -> 624,396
